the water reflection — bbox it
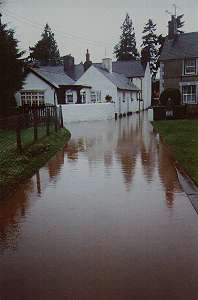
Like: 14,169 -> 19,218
0,113 -> 181,251
1,113 -> 197,300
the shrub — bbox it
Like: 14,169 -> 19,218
105,95 -> 112,103
160,88 -> 181,106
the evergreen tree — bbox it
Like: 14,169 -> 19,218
176,14 -> 185,34
141,19 -> 159,78
114,13 -> 139,61
0,13 -> 24,115
30,23 -> 60,66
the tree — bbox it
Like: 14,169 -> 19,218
114,13 -> 139,61
30,23 -> 60,66
176,14 -> 185,34
0,14 -> 24,115
141,19 -> 159,79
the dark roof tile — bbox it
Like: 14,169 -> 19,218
160,32 -> 198,61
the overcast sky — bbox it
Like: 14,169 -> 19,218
1,0 -> 198,63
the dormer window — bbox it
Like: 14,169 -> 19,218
184,59 -> 197,75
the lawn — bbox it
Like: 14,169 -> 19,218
0,126 -> 71,199
153,119 -> 198,183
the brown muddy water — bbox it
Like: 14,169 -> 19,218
0,113 -> 198,300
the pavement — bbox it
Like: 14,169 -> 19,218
176,167 -> 198,214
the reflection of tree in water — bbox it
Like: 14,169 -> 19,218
158,142 -> 180,208
0,182 -> 32,253
0,148 -> 67,253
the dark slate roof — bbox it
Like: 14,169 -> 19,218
32,66 -> 75,87
94,60 -> 145,77
160,32 -> 198,61
95,66 -> 139,91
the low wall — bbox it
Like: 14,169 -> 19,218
61,103 -> 115,123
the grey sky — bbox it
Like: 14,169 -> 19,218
1,0 -> 198,63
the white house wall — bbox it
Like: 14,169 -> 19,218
117,90 -> 139,114
142,63 -> 152,109
76,66 -> 117,105
16,72 -> 57,105
62,103 -> 115,123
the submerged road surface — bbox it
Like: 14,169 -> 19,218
0,113 -> 198,300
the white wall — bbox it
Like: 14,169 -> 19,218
142,63 -> 152,109
76,66 -> 117,103
16,72 -> 57,105
62,103 -> 115,123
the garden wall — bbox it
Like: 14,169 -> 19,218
61,103 -> 115,123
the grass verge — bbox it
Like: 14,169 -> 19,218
153,119 -> 198,183
0,128 -> 71,199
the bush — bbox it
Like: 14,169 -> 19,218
105,95 -> 112,103
160,88 -> 181,106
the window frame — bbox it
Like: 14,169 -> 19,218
20,90 -> 45,106
182,85 -> 197,104
66,90 -> 74,104
184,59 -> 197,76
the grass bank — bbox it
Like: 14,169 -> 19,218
153,120 -> 198,183
0,127 -> 71,199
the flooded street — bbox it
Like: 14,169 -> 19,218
0,113 -> 198,300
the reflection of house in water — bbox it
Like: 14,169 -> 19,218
48,149 -> 65,179
116,119 -> 138,190
0,181 -> 34,253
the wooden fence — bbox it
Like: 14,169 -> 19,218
0,105 -> 64,153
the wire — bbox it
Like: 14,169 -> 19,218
3,8 -> 114,48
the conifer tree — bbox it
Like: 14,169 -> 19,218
176,14 -> 185,34
0,13 -> 24,115
114,13 -> 139,61
141,19 -> 159,78
30,23 -> 60,66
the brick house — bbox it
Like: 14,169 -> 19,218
160,15 -> 198,105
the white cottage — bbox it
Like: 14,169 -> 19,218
76,58 -> 140,116
15,64 -> 91,106
98,59 -> 152,110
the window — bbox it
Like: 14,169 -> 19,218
129,78 -> 133,85
81,91 -> 86,103
123,92 -> 126,102
182,85 -> 197,104
184,59 -> 197,75
130,92 -> 134,102
91,90 -> 101,103
66,90 -> 74,103
20,91 -> 45,105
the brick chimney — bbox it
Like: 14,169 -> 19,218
84,49 -> 92,71
63,55 -> 74,72
168,15 -> 177,39
102,58 -> 112,73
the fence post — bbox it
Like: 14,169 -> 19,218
33,111 -> 38,141
54,106 -> 58,132
59,105 -> 64,129
16,115 -> 22,153
46,108 -> 50,136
